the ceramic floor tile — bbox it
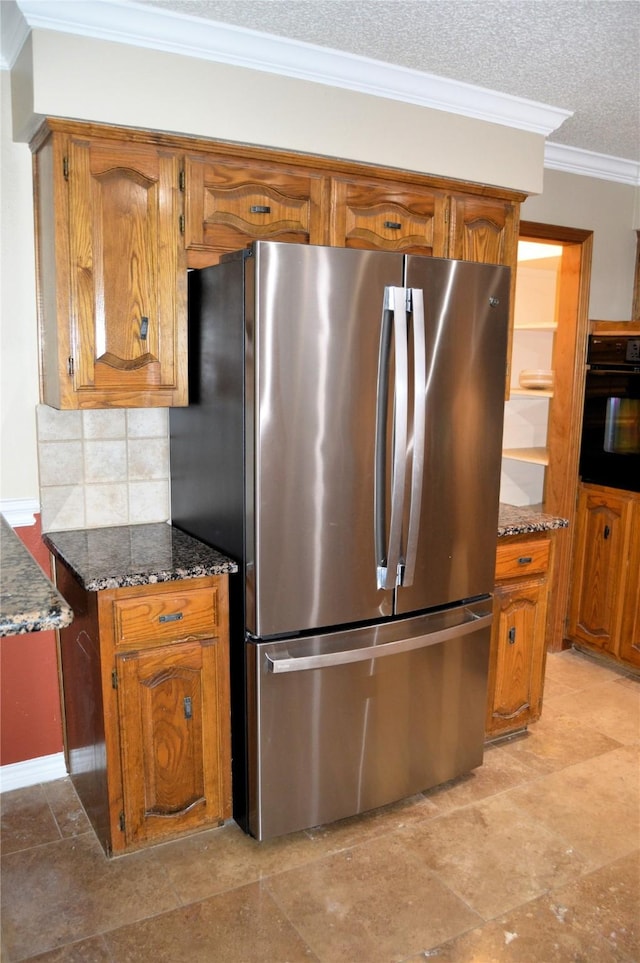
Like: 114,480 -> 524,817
42,779 -> 92,838
543,649 -> 626,692
415,877 -> 635,963
543,680 -> 640,745
395,793 -> 591,920
102,881 -> 318,962
153,818 -> 326,905
17,935 -> 113,962
1,831 -> 180,960
506,744 -> 640,866
0,784 -> 61,855
421,741 -> 545,812
265,832 -> 482,963
304,791 -> 440,849
496,711 -> 625,775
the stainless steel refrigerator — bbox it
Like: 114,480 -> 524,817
170,240 -> 510,840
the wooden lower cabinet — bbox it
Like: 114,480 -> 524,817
486,534 -> 552,738
567,483 -> 640,669
55,566 -> 231,855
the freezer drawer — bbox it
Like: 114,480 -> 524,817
247,601 -> 492,840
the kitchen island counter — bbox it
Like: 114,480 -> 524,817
43,522 -> 237,591
498,503 -> 568,538
0,515 -> 73,637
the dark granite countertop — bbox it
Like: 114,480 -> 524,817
0,515 -> 74,637
43,523 -> 237,592
498,503 -> 569,538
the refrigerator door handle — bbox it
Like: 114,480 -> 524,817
265,609 -> 493,673
375,286 -> 408,591
403,288 -> 426,587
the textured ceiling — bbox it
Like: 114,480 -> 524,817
136,0 -> 640,162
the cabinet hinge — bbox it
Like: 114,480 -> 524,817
444,207 -> 449,223
111,669 -> 118,689
119,811 -> 125,832
179,213 -> 185,234
67,357 -> 74,377
63,157 -> 69,180
179,169 -> 185,191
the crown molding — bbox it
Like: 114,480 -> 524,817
544,142 -> 640,186
13,0 -> 571,136
5,0 -> 637,185
0,1 -> 30,69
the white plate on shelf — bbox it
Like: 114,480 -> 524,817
519,368 -> 554,389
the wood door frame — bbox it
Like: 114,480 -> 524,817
518,221 -> 593,652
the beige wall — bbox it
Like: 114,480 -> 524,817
1,28 -> 638,509
17,29 -> 544,193
522,170 -> 638,320
0,70 -> 39,501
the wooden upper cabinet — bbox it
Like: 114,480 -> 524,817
184,153 -> 328,267
448,195 -> 518,266
33,124 -> 187,408
329,176 -> 448,255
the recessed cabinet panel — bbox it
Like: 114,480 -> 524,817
568,484 -> 635,659
486,534 -> 552,739
448,195 -> 517,265
113,587 -> 218,649
33,123 -> 187,408
489,579 -> 547,731
330,177 -> 448,255
185,153 -> 327,266
117,638 -> 226,847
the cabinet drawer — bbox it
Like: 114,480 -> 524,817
495,538 -> 551,581
113,587 -> 218,648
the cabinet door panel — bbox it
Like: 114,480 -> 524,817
67,137 -> 186,405
568,489 -> 631,653
117,638 -> 229,846
330,178 -> 447,255
185,154 -> 326,266
448,195 -> 518,265
487,578 -> 547,736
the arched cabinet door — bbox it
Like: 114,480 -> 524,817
117,636 -> 229,848
34,123 -> 187,408
568,485 -> 633,655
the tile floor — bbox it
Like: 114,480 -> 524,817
1,647 -> 639,963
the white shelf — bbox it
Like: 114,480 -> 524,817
502,447 -> 549,466
509,387 -> 554,399
513,322 -> 557,331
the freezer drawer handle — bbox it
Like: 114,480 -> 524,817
265,610 -> 492,673
375,286 -> 408,591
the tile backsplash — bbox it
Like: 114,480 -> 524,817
36,405 -> 170,532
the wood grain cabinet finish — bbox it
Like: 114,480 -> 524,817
329,176 -> 448,255
184,152 -> 328,267
55,564 -> 231,855
448,194 -> 518,266
486,535 -> 552,738
568,483 -> 640,668
32,119 -> 525,407
32,121 -> 187,408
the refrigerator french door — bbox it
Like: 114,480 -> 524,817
170,241 -> 510,839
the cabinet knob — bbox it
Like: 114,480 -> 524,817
517,556 -> 533,565
250,205 -> 271,214
508,627 -> 517,644
384,220 -> 402,230
140,316 -> 149,340
603,525 -> 611,540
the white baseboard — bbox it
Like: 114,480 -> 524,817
0,497 -> 40,527
0,752 -> 67,792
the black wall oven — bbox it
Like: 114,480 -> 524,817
579,335 -> 640,493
